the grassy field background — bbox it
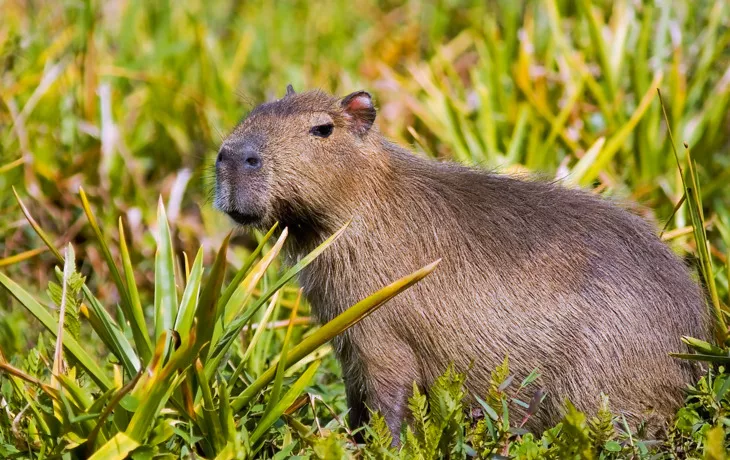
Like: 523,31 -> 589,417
1,0 -> 730,458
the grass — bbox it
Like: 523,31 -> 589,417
0,0 -> 729,458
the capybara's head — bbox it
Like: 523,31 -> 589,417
215,87 -> 381,230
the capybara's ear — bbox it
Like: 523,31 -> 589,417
341,91 -> 376,136
285,84 -> 296,97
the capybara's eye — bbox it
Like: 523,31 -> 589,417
310,123 -> 334,138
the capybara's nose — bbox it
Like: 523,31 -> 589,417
217,136 -> 263,171
240,147 -> 262,170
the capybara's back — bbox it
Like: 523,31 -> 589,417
215,89 -> 708,437
301,146 -> 707,435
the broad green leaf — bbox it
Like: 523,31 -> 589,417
89,432 -> 139,460
126,331 -> 197,442
154,198 -> 178,344
174,247 -> 204,344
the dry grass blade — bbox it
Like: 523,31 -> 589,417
51,244 -> 75,382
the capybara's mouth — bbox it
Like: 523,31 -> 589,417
226,209 -> 262,226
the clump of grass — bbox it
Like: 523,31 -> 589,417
0,191 -> 438,458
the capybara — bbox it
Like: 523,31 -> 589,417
214,87 -> 707,437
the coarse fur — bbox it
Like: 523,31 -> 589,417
214,88 -> 708,438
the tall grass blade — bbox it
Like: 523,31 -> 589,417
194,233 -> 230,357
125,330 -> 197,441
195,359 -> 225,453
210,228 -> 288,349
118,218 -> 152,365
80,187 -> 153,361
657,90 -> 728,344
81,286 -> 141,377
12,187 -> 62,260
175,247 -> 204,344
579,73 -> 663,185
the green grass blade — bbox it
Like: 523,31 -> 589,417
126,331 -> 197,442
229,291 -> 280,385
81,285 -> 141,377
11,190 -> 140,375
568,137 -> 605,187
218,373 -> 236,444
578,72 -> 662,186
222,228 -> 287,325
194,233 -> 231,358
52,244 -> 75,380
505,104 -> 530,165
12,187 -> 63,260
0,247 -> 48,267
261,291 -> 300,423
248,360 -> 320,446
119,218 -> 152,365
195,359 -> 225,453
658,90 -> 728,344
577,0 -> 616,102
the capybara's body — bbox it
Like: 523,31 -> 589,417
215,88 -> 707,436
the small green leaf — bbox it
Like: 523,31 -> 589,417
604,440 -> 621,452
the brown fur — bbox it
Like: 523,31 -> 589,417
215,89 -> 708,437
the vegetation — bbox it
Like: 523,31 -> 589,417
1,0 -> 729,458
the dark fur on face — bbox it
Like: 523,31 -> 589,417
215,87 -> 708,439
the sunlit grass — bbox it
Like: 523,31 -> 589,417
0,0 -> 729,457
